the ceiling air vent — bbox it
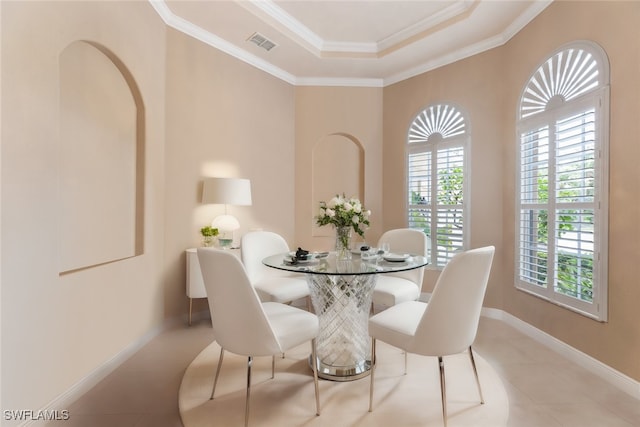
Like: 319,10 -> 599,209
247,32 -> 277,52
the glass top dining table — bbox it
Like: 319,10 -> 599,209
263,251 -> 428,381
262,251 -> 428,275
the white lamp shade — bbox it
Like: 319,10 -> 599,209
202,177 -> 252,206
211,214 -> 240,232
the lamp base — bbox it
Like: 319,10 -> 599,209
218,238 -> 233,249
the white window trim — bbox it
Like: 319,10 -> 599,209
515,41 -> 609,321
406,104 -> 470,269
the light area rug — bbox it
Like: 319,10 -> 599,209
179,340 -> 508,427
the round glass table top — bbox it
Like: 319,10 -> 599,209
262,251 -> 428,276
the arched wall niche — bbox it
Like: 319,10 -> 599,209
58,40 -> 145,274
311,132 -> 365,237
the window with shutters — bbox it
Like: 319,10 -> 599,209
516,41 -> 609,321
407,104 -> 469,268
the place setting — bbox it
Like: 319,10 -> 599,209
351,242 -> 412,266
282,247 -> 328,266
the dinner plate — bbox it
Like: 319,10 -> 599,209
383,253 -> 411,262
286,252 -> 327,264
284,257 -> 317,265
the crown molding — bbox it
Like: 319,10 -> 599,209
384,0 -> 554,86
149,0 -> 297,85
246,0 -> 475,58
384,32 -> 506,86
504,0 -> 554,39
295,76 -> 384,88
239,0 -> 324,56
151,0 -> 554,88
377,0 -> 474,54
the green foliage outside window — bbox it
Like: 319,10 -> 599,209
528,169 -> 594,303
409,166 -> 464,265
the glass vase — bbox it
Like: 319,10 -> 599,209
202,235 -> 216,247
335,226 -> 353,260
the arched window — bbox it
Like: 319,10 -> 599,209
407,104 -> 469,268
516,41 -> 609,321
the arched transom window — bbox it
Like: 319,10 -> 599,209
516,41 -> 609,321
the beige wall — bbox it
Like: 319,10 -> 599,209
294,86 -> 384,251
383,47 -> 506,307
163,28 -> 297,319
384,0 -> 640,381
1,0 -> 167,415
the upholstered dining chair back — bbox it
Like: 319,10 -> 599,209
197,248 -> 281,356
377,228 -> 428,287
241,231 -> 311,306
370,228 -> 429,310
412,245 -> 495,357
241,231 -> 290,284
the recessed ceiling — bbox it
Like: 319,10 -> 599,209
152,0 -> 553,87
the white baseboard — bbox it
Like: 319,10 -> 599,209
19,316 -> 185,427
481,307 -> 640,400
23,303 -> 639,426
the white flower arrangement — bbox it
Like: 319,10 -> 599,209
316,194 -> 371,238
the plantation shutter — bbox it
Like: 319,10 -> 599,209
434,146 -> 465,265
518,126 -> 549,288
553,110 -> 596,301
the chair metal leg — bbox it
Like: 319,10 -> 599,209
368,338 -> 376,412
311,338 -> 320,416
404,351 -> 408,375
188,298 -> 193,326
468,346 -> 484,404
438,356 -> 447,427
245,356 -> 252,427
210,347 -> 225,400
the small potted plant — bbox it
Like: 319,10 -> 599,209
200,226 -> 219,247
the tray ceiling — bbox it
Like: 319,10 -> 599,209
153,0 -> 553,87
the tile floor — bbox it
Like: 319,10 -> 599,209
44,314 -> 640,427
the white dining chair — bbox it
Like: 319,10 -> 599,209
368,246 -> 495,426
372,228 -> 428,311
241,230 -> 311,310
197,248 -> 321,426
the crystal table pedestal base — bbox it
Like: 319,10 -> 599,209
306,272 -> 377,381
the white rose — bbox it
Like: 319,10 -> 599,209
328,197 -> 340,208
344,202 -> 353,211
326,208 -> 335,217
352,215 -> 359,224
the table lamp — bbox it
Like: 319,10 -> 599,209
211,214 -> 240,248
202,177 -> 252,248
